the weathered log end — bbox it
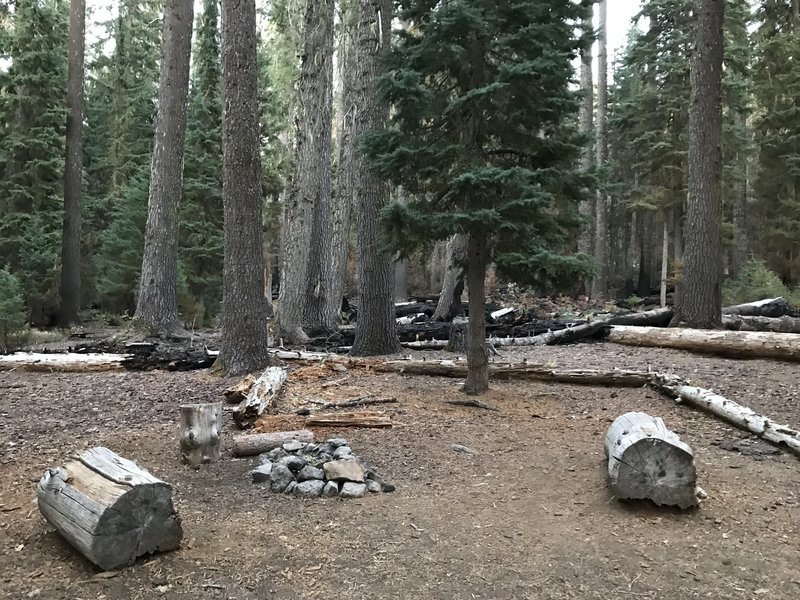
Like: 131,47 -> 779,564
180,402 -> 223,467
605,412 -> 698,509
233,366 -> 288,429
36,447 -> 182,570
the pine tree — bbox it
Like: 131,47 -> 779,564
0,0 -> 68,326
366,0 -> 593,391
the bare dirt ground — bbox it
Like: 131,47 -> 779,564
1,342 -> 799,599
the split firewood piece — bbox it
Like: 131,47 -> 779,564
604,412 -> 698,509
231,429 -> 314,457
445,398 -> 499,411
305,411 -> 395,428
652,375 -> 800,456
233,366 -> 288,429
223,374 -> 256,404
180,402 -> 223,467
36,447 -> 183,570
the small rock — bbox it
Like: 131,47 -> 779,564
258,453 -> 273,465
293,480 -> 325,498
323,459 -> 365,482
249,463 -> 272,483
284,481 -> 297,495
317,452 -> 334,464
450,444 -> 476,454
295,408 -> 310,416
267,447 -> 288,462
316,443 -> 336,456
381,482 -> 396,493
322,480 -> 339,497
270,464 -> 296,493
332,445 -> 353,459
366,470 -> 395,492
279,454 -> 307,473
298,465 -> 325,481
283,440 -> 304,452
304,443 -> 319,454
327,438 -> 348,448
340,482 -> 367,498
365,479 -> 382,493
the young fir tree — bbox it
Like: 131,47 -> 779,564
0,0 -> 68,325
366,0 -> 593,393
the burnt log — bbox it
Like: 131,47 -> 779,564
722,297 -> 797,318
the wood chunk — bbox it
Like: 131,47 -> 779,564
233,366 -> 288,429
604,412 -> 698,509
231,429 -> 314,457
180,402 -> 223,467
445,398 -> 499,411
223,374 -> 256,403
36,447 -> 183,570
305,411 -> 395,428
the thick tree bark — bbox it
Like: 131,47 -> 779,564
432,233 -> 467,320
393,188 -> 410,302
730,112 -> 749,279
134,0 -> 194,338
591,0 -> 608,300
219,0 -> 273,375
58,0 -> 84,327
349,0 -> 402,357
279,0 -> 336,342
463,233 -> 489,394
671,0 -> 724,328
577,8 -> 593,293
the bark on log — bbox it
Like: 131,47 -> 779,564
180,402 -> 223,467
607,325 -> 800,362
604,412 -> 698,508
36,447 -> 182,570
722,297 -> 796,318
305,411 -> 394,428
223,374 -> 256,403
231,429 -> 315,457
0,352 -> 128,372
233,366 -> 288,429
652,375 -> 800,456
722,314 -> 800,334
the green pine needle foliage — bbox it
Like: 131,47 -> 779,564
722,259 -> 793,306
365,0 -> 596,292
0,267 -> 28,352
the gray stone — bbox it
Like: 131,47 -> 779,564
284,481 -> 297,495
283,440 -> 304,452
450,444 -> 476,454
323,459 -> 364,482
250,463 -> 272,483
279,454 -> 307,473
270,464 -> 296,493
316,443 -> 336,456
298,465 -> 324,481
327,438 -> 348,448
293,480 -> 325,498
267,447 -> 288,461
340,482 -> 367,499
366,471 -> 395,492
322,481 -> 339,498
332,446 -> 353,459
317,452 -> 334,464
258,453 -> 273,465
365,479 -> 382,493
304,443 -> 319,454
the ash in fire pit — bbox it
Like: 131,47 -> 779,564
249,437 -> 395,498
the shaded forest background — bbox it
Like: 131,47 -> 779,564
0,0 -> 799,334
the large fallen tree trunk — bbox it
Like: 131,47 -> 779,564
722,314 -> 800,334
36,447 -> 183,570
233,366 -> 287,429
604,411 -> 698,508
0,352 -> 128,372
305,411 -> 395,428
231,429 -> 315,457
722,297 -> 797,318
652,375 -> 800,455
606,325 -> 800,362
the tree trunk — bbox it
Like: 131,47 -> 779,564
219,0 -> 273,375
577,8 -> 593,294
730,111 -> 749,279
58,0 -> 84,327
134,0 -> 194,338
37,447 -> 182,570
279,0 -> 336,342
463,233 -> 489,394
428,241 -> 446,294
349,0 -> 402,357
432,233 -> 467,320
591,0 -> 609,300
604,412 -> 698,508
660,216 -> 669,307
671,0 -> 724,328
180,402 -> 223,467
393,189 -> 410,302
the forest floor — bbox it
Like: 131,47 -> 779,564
1,342 -> 799,599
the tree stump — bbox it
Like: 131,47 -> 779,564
36,447 -> 183,570
446,317 -> 469,352
604,412 -> 698,508
180,401 -> 223,467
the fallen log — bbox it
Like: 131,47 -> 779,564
231,429 -> 315,457
722,314 -> 800,334
652,375 -> 800,456
305,411 -> 395,428
36,447 -> 183,570
180,402 -> 223,467
604,412 -> 698,508
722,297 -> 797,318
233,366 -> 288,429
223,374 -> 256,403
607,325 -> 800,362
0,352 -> 128,372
